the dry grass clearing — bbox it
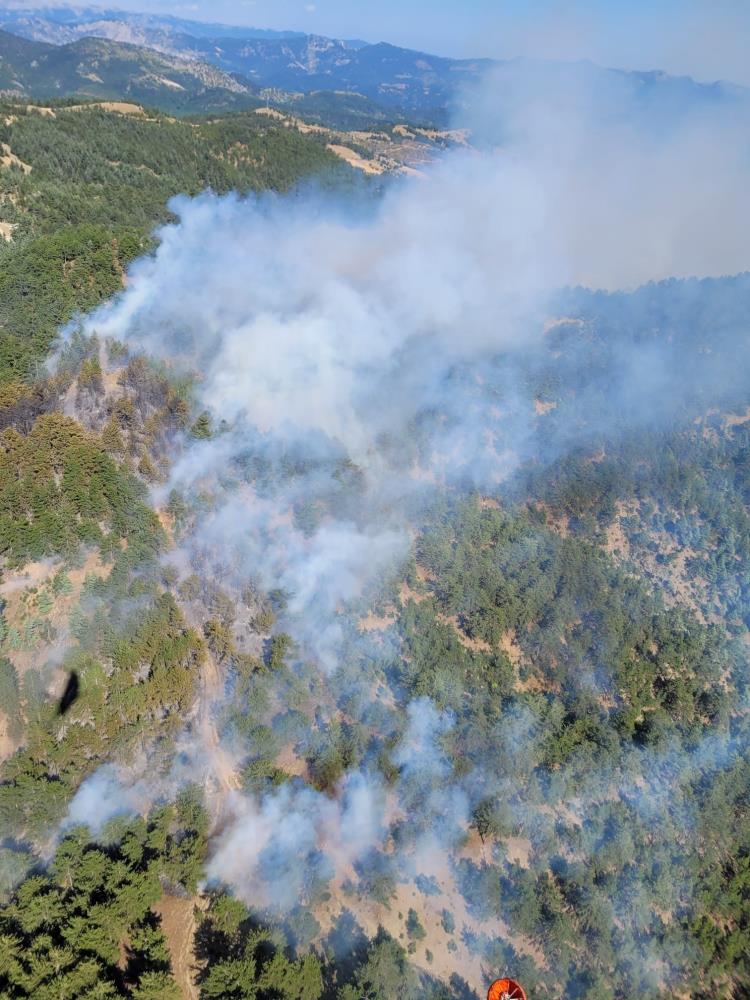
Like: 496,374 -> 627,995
153,895 -> 206,1000
327,143 -> 384,174
0,143 -> 32,174
67,101 -> 146,116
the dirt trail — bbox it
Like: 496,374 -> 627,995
152,500 -> 241,808
198,662 -> 242,802
175,588 -> 242,810
0,713 -> 17,763
153,895 -> 206,1000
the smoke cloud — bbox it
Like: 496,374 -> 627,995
64,59 -> 750,990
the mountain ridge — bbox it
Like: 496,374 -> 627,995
0,26 -> 263,112
5,5 -> 745,119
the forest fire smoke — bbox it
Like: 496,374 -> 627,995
64,63 -> 750,990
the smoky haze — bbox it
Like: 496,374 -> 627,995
64,56 -> 750,992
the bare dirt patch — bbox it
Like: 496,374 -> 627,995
254,107 -> 287,121
0,144 -> 32,175
275,742 -> 309,779
153,895 -> 205,1000
399,581 -> 426,605
255,107 -> 329,136
0,551 -> 112,680
499,630 -> 524,667
154,76 -> 185,91
315,827 -> 546,994
504,836 -> 532,868
499,630 -> 553,693
68,101 -> 146,116
0,712 -> 18,763
533,501 -> 570,537
725,406 -> 750,428
156,507 -> 175,542
327,143 -> 384,174
27,105 -> 56,118
358,609 -> 398,632
399,561 -> 440,607
604,499 -> 642,558
199,658 -> 242,805
254,107 -> 442,174
393,124 -> 469,145
438,613 -> 491,653
604,500 -> 713,621
543,316 -> 585,333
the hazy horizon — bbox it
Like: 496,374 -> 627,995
4,0 -> 750,87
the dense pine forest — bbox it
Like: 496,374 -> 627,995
0,79 -> 748,1000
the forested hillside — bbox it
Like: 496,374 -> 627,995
0,64 -> 748,1000
0,100 -> 350,378
0,28 -> 261,114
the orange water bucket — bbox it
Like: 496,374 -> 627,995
487,979 -> 527,1000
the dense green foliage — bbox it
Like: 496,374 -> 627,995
0,794 -> 207,999
0,658 -> 21,744
0,102 -> 348,378
197,896 -> 325,1000
0,594 -> 203,838
387,495 -> 748,997
0,223 -> 142,378
1,106 -> 344,235
0,413 -> 159,565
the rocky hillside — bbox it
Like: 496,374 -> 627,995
0,28 -> 260,113
2,8 -> 747,122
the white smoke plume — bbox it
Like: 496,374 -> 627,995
64,765 -> 160,835
63,62 -> 750,989
207,770 -> 387,911
77,66 -> 748,665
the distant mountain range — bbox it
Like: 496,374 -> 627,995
0,27 -> 265,114
0,6 -> 342,45
0,6 -> 488,117
0,6 -> 746,124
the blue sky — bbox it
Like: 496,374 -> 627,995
21,0 -> 750,84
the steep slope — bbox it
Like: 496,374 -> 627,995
190,37 -> 492,114
0,99 -> 351,376
2,8 -> 747,121
0,6 -> 311,45
0,10 -> 488,115
0,29 -> 259,113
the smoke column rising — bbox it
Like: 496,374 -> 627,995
65,63 -> 750,990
